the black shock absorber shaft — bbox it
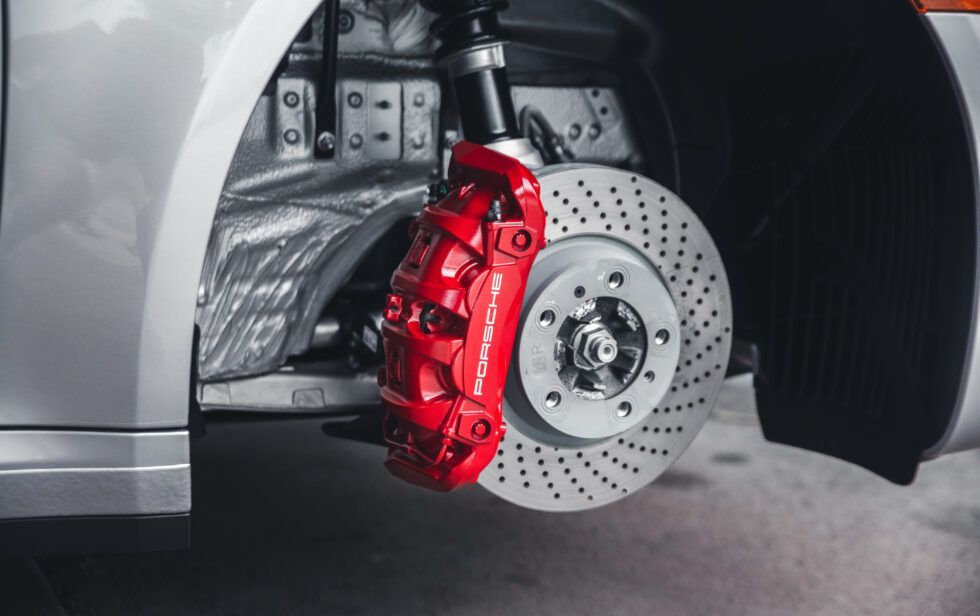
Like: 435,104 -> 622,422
422,0 -> 522,146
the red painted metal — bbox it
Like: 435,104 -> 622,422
379,141 -> 545,491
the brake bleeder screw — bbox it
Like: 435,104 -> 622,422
486,198 -> 503,222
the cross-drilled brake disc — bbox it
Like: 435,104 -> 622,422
478,164 -> 733,511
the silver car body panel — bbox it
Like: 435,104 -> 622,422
924,13 -> 980,456
0,0 -> 321,519
0,430 -> 187,470
0,431 -> 189,519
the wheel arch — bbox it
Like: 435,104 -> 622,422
136,0 -> 323,426
0,0 -> 322,430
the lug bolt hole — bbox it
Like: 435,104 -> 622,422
608,271 -> 625,289
545,391 -> 563,409
654,328 -> 670,346
616,401 -> 633,418
539,309 -> 557,328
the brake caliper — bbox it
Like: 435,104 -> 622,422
379,142 -> 545,491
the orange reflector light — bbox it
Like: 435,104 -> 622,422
911,0 -> 980,12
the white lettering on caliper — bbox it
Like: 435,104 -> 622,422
473,272 -> 504,397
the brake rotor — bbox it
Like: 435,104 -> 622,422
478,164 -> 733,511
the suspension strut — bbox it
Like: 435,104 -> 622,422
378,1 -> 546,491
422,0 -> 542,166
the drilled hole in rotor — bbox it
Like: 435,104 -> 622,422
539,309 -> 557,328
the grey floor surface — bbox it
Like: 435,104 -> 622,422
15,378 -> 980,614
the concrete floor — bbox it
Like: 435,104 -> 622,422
19,379 -> 980,614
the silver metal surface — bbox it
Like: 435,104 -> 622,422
445,44 -> 507,79
479,164 -> 732,511
196,4 -> 441,381
0,466 -> 190,520
0,0 -> 322,521
316,131 -> 337,154
0,430 -> 188,471
365,82 -> 403,160
327,1 -> 435,55
0,0 -> 323,431
571,317 -> 620,371
199,365 -> 380,413
562,300 -> 640,394
924,13 -> 980,456
484,137 -> 545,168
0,430 -> 190,519
511,86 -> 641,168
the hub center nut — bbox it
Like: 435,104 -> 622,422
575,324 -> 618,369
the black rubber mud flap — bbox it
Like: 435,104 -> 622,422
756,395 -> 924,485
708,7 -> 977,483
743,169 -> 975,485
749,234 -> 966,486
745,208 -> 974,485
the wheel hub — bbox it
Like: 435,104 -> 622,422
478,164 -> 733,511
507,235 -> 681,444
563,300 -> 637,391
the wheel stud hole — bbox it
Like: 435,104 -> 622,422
616,401 -> 632,418
545,391 -> 563,409
654,328 -> 670,346
539,309 -> 557,328
607,271 -> 625,290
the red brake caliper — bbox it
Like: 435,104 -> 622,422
379,141 -> 545,491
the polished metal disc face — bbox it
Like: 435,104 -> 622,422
478,164 -> 733,511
